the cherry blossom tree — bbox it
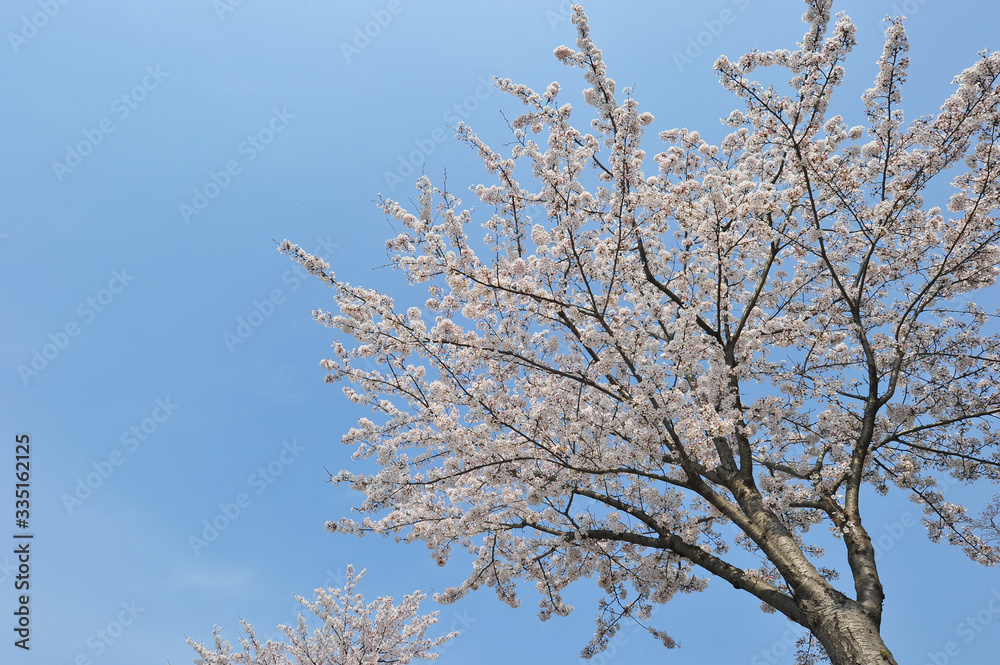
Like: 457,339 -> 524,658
188,565 -> 457,664
278,2 -> 1000,663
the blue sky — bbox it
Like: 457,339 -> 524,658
3,1 -> 999,664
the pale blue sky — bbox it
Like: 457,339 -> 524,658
3,1 -> 999,664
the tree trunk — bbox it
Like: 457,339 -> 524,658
801,593 -> 897,665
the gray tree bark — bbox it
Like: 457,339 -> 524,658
801,592 -> 897,665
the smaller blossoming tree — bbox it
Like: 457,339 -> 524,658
188,564 -> 458,665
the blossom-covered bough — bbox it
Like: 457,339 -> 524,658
279,2 -> 1000,663
188,564 -> 457,664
